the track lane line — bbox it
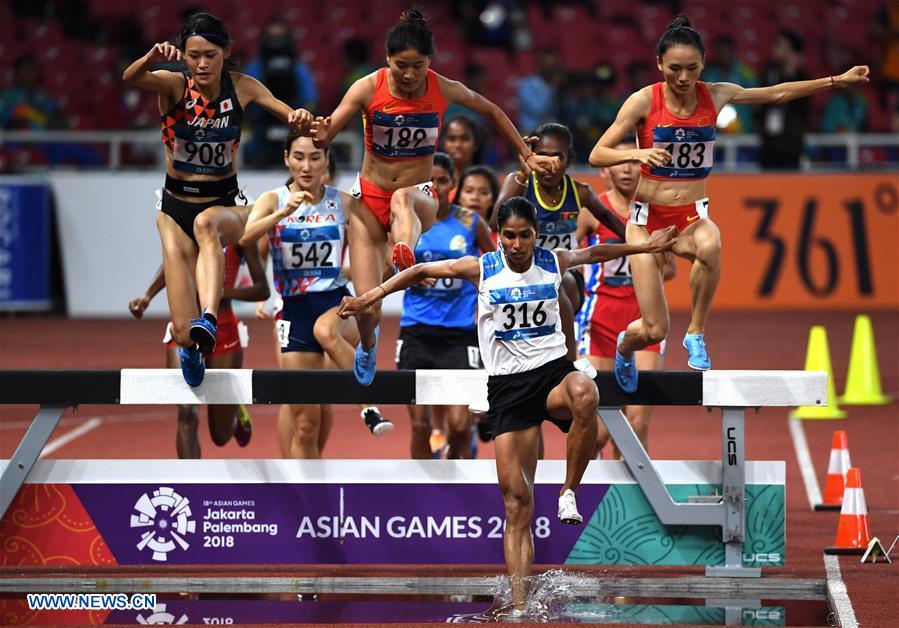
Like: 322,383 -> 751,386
39,417 -> 103,457
788,417 -> 822,509
824,554 -> 858,628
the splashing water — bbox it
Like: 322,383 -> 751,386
452,569 -> 615,623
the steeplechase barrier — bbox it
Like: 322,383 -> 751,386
1,368 -> 826,581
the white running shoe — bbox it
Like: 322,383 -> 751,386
558,488 -> 583,525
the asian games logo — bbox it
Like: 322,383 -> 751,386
130,487 -> 196,561
674,128 -> 686,141
509,288 -> 523,301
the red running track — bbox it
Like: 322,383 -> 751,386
1,312 -> 897,625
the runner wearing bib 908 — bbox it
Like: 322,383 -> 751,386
122,11 -> 313,388
590,13 -> 869,392
309,8 -> 559,387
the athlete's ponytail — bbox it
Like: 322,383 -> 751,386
386,6 -> 436,56
656,13 -> 705,58
496,196 -> 538,230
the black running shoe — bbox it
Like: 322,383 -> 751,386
361,406 -> 394,437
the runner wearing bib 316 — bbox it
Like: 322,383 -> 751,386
335,196 -> 676,612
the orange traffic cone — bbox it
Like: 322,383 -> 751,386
815,431 -> 852,511
825,467 -> 871,555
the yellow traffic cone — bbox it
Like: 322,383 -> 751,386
839,315 -> 893,405
790,326 -> 846,419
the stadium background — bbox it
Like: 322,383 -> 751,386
0,1 -> 898,625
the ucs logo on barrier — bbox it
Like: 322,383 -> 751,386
130,487 -> 196,561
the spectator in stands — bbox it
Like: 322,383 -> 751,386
341,38 -> 376,95
0,54 -> 101,166
703,35 -> 756,133
625,60 -> 651,97
820,47 -> 869,133
243,18 -> 318,166
445,63 -> 488,123
517,50 -> 560,132
561,65 -> 619,161
455,0 -> 516,49
0,55 -> 60,130
439,114 -> 487,201
757,29 -> 810,169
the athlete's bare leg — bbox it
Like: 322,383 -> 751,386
166,345 -> 200,457
193,205 -> 247,318
206,349 -> 242,446
389,186 -> 439,252
445,404 -> 473,459
675,219 -> 721,334
406,404 -> 433,459
494,426 -> 540,610
618,223 -> 668,358
546,372 -> 600,494
347,199 -> 388,351
281,351 -> 327,458
591,351 -> 662,457
157,213 -> 200,347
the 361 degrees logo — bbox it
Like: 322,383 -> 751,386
130,487 -> 196,561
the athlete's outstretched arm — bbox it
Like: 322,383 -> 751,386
712,65 -> 869,107
224,241 -> 270,303
338,257 -> 481,318
557,225 -> 677,272
234,74 -> 313,132
128,265 -> 166,319
577,183 -> 626,240
474,214 -> 497,253
490,172 -> 530,231
588,89 -> 670,168
310,74 -> 376,148
438,75 -> 559,175
122,43 -> 184,109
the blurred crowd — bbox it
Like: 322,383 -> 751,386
1,0 -> 898,169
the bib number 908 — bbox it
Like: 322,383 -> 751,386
183,141 -> 228,167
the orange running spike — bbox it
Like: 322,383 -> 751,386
815,431 -> 852,511
825,467 -> 872,555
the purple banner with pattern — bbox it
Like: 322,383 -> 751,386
74,483 -> 610,565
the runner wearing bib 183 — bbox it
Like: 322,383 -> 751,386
590,12 -> 869,389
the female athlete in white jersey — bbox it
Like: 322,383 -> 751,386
338,196 -> 675,609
